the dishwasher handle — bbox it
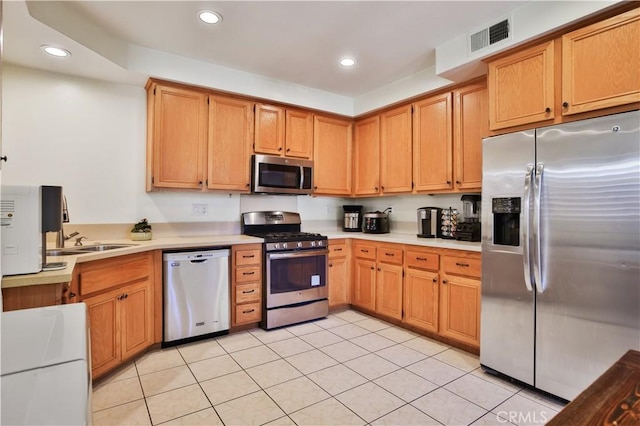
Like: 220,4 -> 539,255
190,259 -> 208,264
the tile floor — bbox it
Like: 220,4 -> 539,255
92,310 -> 565,425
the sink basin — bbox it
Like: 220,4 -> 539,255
47,244 -> 137,256
46,249 -> 86,256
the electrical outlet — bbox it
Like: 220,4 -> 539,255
191,204 -> 208,216
387,205 -> 393,214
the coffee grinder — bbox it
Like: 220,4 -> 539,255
455,195 -> 481,242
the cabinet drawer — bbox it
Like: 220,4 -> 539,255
236,283 -> 261,304
235,266 -> 261,283
235,249 -> 261,267
81,256 -> 150,296
353,243 -> 376,260
235,302 -> 261,324
406,251 -> 439,271
442,256 -> 481,278
328,243 -> 348,258
377,246 -> 403,265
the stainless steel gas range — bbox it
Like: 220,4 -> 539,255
241,211 -> 329,329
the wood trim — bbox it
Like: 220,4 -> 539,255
152,250 -> 163,344
2,283 -> 65,312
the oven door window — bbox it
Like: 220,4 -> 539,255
259,163 -> 301,189
268,252 -> 326,294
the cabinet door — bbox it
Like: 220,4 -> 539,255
313,115 -> 353,195
254,104 -> 285,155
328,256 -> 350,308
488,41 -> 555,130
285,109 -> 314,158
120,279 -> 154,361
380,104 -> 413,194
151,84 -> 207,189
353,116 -> 380,196
440,274 -> 480,346
562,8 -> 640,115
376,263 -> 403,320
208,95 -> 254,191
352,258 -> 376,311
413,93 -> 453,192
404,268 -> 439,333
84,287 -> 122,378
454,83 -> 488,191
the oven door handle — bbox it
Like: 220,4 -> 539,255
268,249 -> 328,260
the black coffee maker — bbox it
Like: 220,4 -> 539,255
455,195 -> 481,242
417,207 -> 443,238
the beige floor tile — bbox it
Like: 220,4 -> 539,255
245,359 -> 303,388
92,376 -> 144,412
433,347 -> 480,372
268,337 -> 314,358
263,416 -> 297,426
375,326 -> 417,343
402,336 -> 449,356
445,374 -> 515,410
336,382 -> 405,423
299,329 -> 345,348
97,361 -> 138,385
411,388 -> 487,425
215,391 -> 285,425
375,344 -> 427,367
177,339 -> 226,364
471,368 -> 524,393
135,348 -> 186,376
373,369 -> 438,402
350,333 -> 396,352
333,310 -> 371,323
343,353 -> 399,380
229,344 -> 280,369
356,317 -> 392,332
371,404 -> 440,426
285,348 -> 338,374
492,394 -> 559,426
139,365 -> 196,397
215,331 -> 262,353
160,407 -> 223,425
285,321 -> 325,336
146,384 -> 211,425
249,327 -> 295,344
329,323 -> 371,339
265,376 -> 330,413
319,340 -> 370,363
199,370 -> 260,405
289,398 -> 365,426
472,411 -> 518,426
406,357 -> 466,386
188,354 -> 242,382
92,399 -> 150,426
314,315 -> 350,330
307,364 -> 368,395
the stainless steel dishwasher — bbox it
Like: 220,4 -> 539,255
163,249 -> 230,345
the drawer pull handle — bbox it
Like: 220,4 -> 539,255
361,249 -> 369,253
442,280 -> 448,284
385,252 -> 395,257
242,289 -> 255,294
242,254 -> 255,258
334,248 -> 343,252
242,271 -> 255,276
242,309 -> 255,314
416,257 -> 427,261
455,262 -> 470,267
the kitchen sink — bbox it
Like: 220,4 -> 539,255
46,249 -> 87,256
47,244 -> 137,256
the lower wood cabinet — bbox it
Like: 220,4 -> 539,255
375,244 -> 404,321
352,257 -> 376,312
232,244 -> 262,326
328,239 -> 350,309
404,250 -> 440,334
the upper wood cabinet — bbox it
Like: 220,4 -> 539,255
380,104 -> 413,194
353,116 -> 381,196
254,104 -> 313,159
147,83 -> 208,190
208,95 -> 254,191
453,83 -> 488,191
488,40 -> 555,131
413,93 -> 453,192
313,115 -> 353,195
561,8 -> 640,115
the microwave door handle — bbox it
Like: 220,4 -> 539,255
522,164 -> 534,292
299,165 -> 305,189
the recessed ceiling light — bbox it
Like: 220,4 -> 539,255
41,45 -> 71,58
340,57 -> 356,67
198,10 -> 222,24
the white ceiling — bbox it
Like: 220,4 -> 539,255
3,1 -> 529,97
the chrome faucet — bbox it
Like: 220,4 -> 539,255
57,231 -> 80,248
74,236 -> 88,246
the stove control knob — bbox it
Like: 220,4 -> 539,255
282,243 -> 288,249
311,241 -> 316,247
297,242 -> 303,248
274,243 -> 281,250
317,240 -> 324,247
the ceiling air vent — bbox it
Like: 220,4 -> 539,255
469,18 -> 510,53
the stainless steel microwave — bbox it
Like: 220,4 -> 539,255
251,154 -> 313,195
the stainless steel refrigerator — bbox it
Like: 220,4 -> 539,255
480,110 -> 640,401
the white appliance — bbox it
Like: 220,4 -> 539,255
163,249 -> 230,345
1,185 -> 42,275
1,303 -> 92,425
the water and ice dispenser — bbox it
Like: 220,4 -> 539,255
492,197 -> 521,246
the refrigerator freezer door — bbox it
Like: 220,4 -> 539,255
535,110 -> 640,400
481,130 -> 536,385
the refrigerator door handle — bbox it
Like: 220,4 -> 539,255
533,162 -> 545,293
523,164 -> 535,292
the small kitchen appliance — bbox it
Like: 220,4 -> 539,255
343,205 -> 362,232
440,207 -> 458,239
251,154 -> 313,195
455,195 -> 481,242
362,209 -> 390,234
417,207 -> 442,238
